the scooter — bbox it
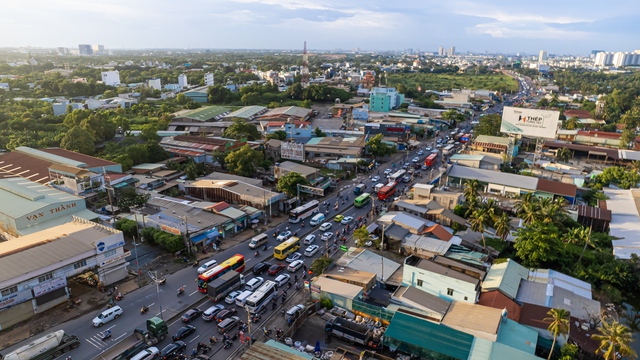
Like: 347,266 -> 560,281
254,251 -> 260,257
107,299 -> 116,308
159,277 -> 166,286
115,293 -> 124,301
262,327 -> 272,336
140,305 -> 149,315
192,260 -> 199,268
101,331 -> 112,341
177,287 -> 185,296
223,340 -> 232,349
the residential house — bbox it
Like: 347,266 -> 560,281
264,121 -> 312,140
412,184 -> 463,210
470,135 -> 517,158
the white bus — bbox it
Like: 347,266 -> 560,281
389,169 -> 406,183
289,200 -> 319,223
443,144 -> 455,156
245,280 -> 277,314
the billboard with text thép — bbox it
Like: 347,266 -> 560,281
500,106 -> 560,139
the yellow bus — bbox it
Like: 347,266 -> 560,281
274,237 -> 300,260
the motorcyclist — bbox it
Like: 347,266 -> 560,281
263,244 -> 268,251
178,286 -> 185,295
141,305 -> 148,313
255,250 -> 260,257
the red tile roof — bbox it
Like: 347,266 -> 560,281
518,303 -> 554,329
564,109 -> 592,119
535,178 -> 577,198
478,290 -> 521,321
207,201 -> 230,212
41,148 -> 118,168
421,224 -> 453,241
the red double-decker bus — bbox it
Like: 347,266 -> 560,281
378,181 -> 398,200
197,254 -> 245,293
424,153 -> 438,167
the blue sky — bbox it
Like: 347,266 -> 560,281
2,0 -> 639,54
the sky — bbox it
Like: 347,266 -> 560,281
2,0 -> 639,55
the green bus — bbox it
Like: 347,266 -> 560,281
354,193 -> 371,208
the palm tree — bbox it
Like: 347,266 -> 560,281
592,319 -> 637,360
463,179 -> 481,202
469,208 -> 489,250
628,160 -> 640,173
563,116 -> 580,130
556,147 -> 572,163
483,198 -> 499,227
516,193 -> 539,224
493,212 -> 511,242
464,196 -> 479,218
544,308 -> 570,360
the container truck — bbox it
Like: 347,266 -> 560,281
91,317 -> 168,360
0,330 -> 80,360
206,271 -> 245,302
325,317 -> 371,345
354,184 -> 366,195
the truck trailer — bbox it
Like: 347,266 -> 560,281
92,317 -> 168,360
0,330 -> 80,360
206,271 -> 245,302
325,317 -> 371,345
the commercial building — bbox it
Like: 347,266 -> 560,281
364,123 -> 411,141
91,44 -> 105,53
148,78 -> 162,91
78,44 -> 92,55
183,85 -> 210,103
304,136 -> 365,159
369,87 -> 404,112
265,121 -> 312,140
101,70 -> 120,86
256,106 -> 312,122
0,217 -> 128,329
411,184 -> 463,210
449,154 -> 502,170
273,161 -> 319,182
184,177 -> 283,215
221,106 -> 267,121
178,74 -> 188,89
204,73 -> 214,87
159,135 -> 246,164
470,135 -> 517,157
173,106 -> 232,122
538,50 -> 548,62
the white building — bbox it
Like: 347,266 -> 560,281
148,78 -> 162,91
538,50 -> 548,62
447,46 -> 456,57
178,74 -> 188,89
92,44 -> 105,53
594,52 -> 614,66
101,70 -> 120,86
612,51 -> 640,67
204,73 -> 214,87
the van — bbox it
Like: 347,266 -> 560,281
217,316 -> 240,333
309,213 -> 325,226
245,277 -> 264,291
248,234 -> 268,249
92,306 -> 123,327
285,304 -> 305,320
130,347 -> 160,360
197,259 -> 218,274
235,290 -> 253,307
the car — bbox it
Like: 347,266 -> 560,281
321,232 -> 334,241
412,157 -> 420,163
437,144 -> 443,148
426,146 -> 432,151
225,291 -> 242,305
334,214 -> 344,222
172,325 -> 196,341
417,150 -> 424,156
421,165 -> 428,171
181,308 -> 201,323
304,245 -> 319,257
303,234 -> 316,245
268,263 -> 286,275
286,252 -> 302,263
288,260 -> 304,272
274,273 -> 291,287
319,222 -> 332,231
202,304 -> 225,321
253,262 -> 271,275
383,168 -> 392,175
402,163 -> 410,169
160,341 -> 186,360
437,138 -> 443,143
92,306 -> 123,327
407,168 -> 414,174
372,175 -> 380,182
214,308 -> 238,322
365,240 -> 373,247
403,176 -> 411,183
245,276 -> 264,291
277,231 -> 292,242
340,216 -> 353,225
197,259 -> 218,274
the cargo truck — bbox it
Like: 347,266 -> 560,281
325,317 -> 371,345
354,184 -> 366,195
92,317 -> 168,360
0,330 -> 80,360
206,271 -> 245,302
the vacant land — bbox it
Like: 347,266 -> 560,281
387,72 -> 518,93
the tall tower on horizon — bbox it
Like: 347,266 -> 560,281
301,41 -> 310,89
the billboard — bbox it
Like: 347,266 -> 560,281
281,142 -> 305,162
500,106 -> 560,139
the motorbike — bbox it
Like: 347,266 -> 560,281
209,336 -> 218,344
254,251 -> 260,257
334,205 -> 339,211
223,340 -> 232,349
115,293 -> 124,301
177,287 -> 185,296
262,327 -> 272,336
301,222 -> 305,228
140,306 -> 149,315
252,314 -> 261,323
230,331 -> 240,341
159,277 -> 166,286
107,299 -> 116,308
101,331 -> 112,341
192,260 -> 199,268
271,302 -> 277,310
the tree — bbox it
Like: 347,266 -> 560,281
354,226 -> 370,247
620,129 -> 635,149
597,166 -> 640,189
276,171 -> 309,198
176,93 -> 187,105
556,147 -> 572,163
563,116 -> 580,130
300,100 -> 313,109
366,134 -> 395,159
117,187 -> 150,212
266,130 -> 287,141
544,308 -> 570,360
469,209 -> 489,250
139,123 -> 160,142
463,179 -> 481,202
225,145 -> 263,177
60,126 -> 95,154
538,98 -> 549,108
223,118 -> 261,141
592,319 -> 637,360
474,114 -> 502,137
313,127 -> 327,137
514,222 -> 563,268
442,109 -> 464,127
494,212 -> 511,242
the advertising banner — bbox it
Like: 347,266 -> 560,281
0,290 -> 33,310
281,142 -> 305,162
33,277 -> 67,297
500,106 -> 560,139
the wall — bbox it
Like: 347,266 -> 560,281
403,263 -> 478,303
14,200 -> 86,233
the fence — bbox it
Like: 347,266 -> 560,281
351,299 -> 395,324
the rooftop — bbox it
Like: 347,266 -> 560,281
447,164 -> 539,190
474,135 -> 513,146
477,290 -> 522,322
402,234 -> 456,255
336,248 -> 401,283
223,105 -> 266,119
179,106 -> 232,122
313,276 -> 362,299
198,172 -> 262,186
482,259 -> 529,299
258,106 -> 311,120
0,178 -> 86,218
442,301 -> 503,340
535,178 -> 577,198
392,285 -> 451,321
275,161 -> 318,177
408,256 -> 483,285
605,188 -> 640,259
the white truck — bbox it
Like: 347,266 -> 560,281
0,330 -> 80,360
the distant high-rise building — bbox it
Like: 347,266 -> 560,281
101,70 -> 120,86
92,44 -> 105,53
539,50 -> 548,62
204,73 -> 214,87
178,74 -> 188,89
591,50 -> 605,58
594,52 -> 614,66
447,46 -> 456,57
57,47 -> 69,55
78,44 -> 92,55
438,46 -> 444,56
148,78 -> 161,91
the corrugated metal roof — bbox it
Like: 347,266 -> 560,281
496,318 -> 538,354
240,341 -> 313,360
482,259 -> 529,299
402,234 -> 454,255
0,178 -> 85,218
477,291 -> 521,322
474,135 -> 512,146
313,276 -> 362,299
337,248 -> 401,283
447,164 -> 539,190
224,105 -> 266,119
442,301 -> 503,339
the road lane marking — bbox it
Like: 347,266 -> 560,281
189,290 -> 198,296
189,334 -> 200,343
155,308 -> 166,317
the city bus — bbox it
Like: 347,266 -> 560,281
424,153 -> 438,167
389,169 -> 406,183
443,144 -> 455,156
274,237 -> 300,260
289,200 -> 319,223
245,280 -> 277,314
378,181 -> 398,201
197,254 -> 246,293
354,193 -> 371,208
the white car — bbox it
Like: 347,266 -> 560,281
197,259 -> 218,274
274,273 -> 291,287
93,306 -> 123,327
225,291 -> 242,305
286,252 -> 302,263
245,277 -> 264,291
304,245 -> 319,257
372,176 -> 380,182
417,150 -> 424,156
340,216 -> 353,225
287,260 -> 304,273
303,234 -> 316,245
319,222 -> 332,231
277,231 -> 292,242
426,146 -> 432,151
412,157 -> 420,163
383,168 -> 392,175
321,232 -> 334,241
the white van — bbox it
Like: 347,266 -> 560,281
130,347 -> 160,360
235,290 -> 253,307
374,183 -> 384,193
248,234 -> 268,249
285,304 -> 305,321
197,259 -> 218,274
309,213 -> 325,226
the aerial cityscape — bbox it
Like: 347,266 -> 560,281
2,2 -> 640,360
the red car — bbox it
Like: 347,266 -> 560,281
268,263 -> 286,276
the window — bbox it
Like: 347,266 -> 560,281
103,249 -> 116,258
447,288 -> 454,296
1,286 -> 18,297
73,260 -> 87,269
464,296 -> 468,301
38,273 -> 53,283
417,279 -> 423,287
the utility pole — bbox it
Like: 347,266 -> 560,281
380,224 -> 385,286
148,271 -> 165,321
133,237 -> 142,288
182,215 -> 192,256
244,305 -> 253,347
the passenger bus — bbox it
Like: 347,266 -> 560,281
443,144 -> 455,156
378,181 -> 398,201
354,193 -> 371,208
289,200 -> 319,223
197,254 -> 246,293
274,237 -> 300,260
389,169 -> 406,183
245,280 -> 277,314
424,153 -> 438,167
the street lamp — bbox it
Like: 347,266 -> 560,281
132,237 -> 142,288
148,271 -> 165,321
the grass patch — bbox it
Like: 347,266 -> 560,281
485,237 -> 509,253
388,73 -> 518,93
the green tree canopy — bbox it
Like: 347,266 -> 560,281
366,133 -> 395,159
223,118 -> 261,141
596,166 -> 640,189
313,127 -> 327,137
60,126 -> 95,154
544,308 -> 570,360
514,222 -> 563,268
266,130 -> 287,141
276,171 -> 309,198
224,144 -> 263,177
117,187 -> 151,212
592,320 -> 637,360
354,226 -> 370,247
473,114 -> 502,137
139,123 -> 160,143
